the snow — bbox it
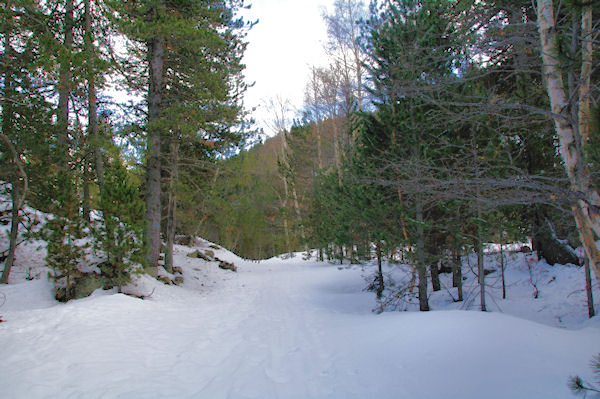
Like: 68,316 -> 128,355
1,234 -> 600,398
